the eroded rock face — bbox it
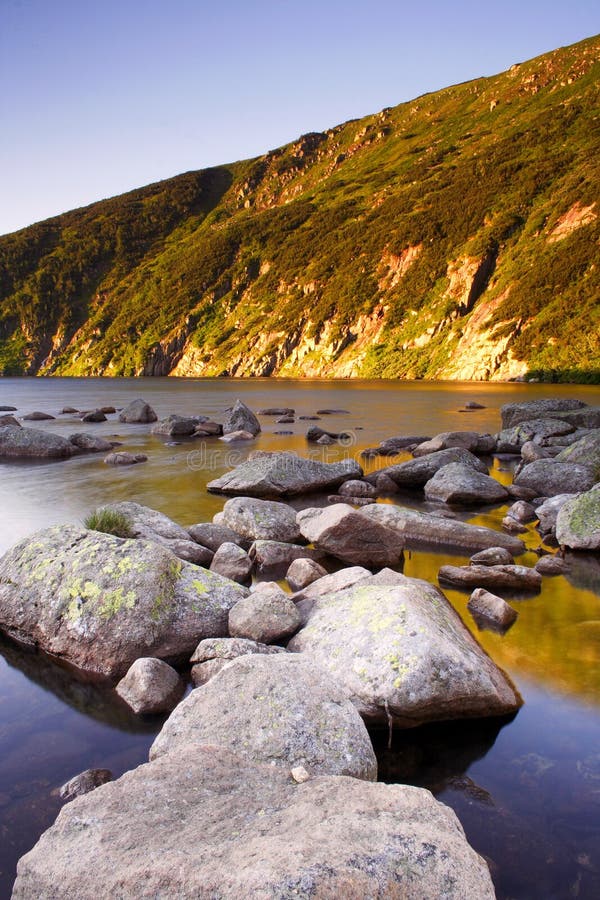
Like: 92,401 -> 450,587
0,525 -> 248,678
0,425 -> 77,459
514,459 -> 596,496
297,504 -> 404,568
556,487 -> 600,550
214,496 -> 302,543
150,655 -> 377,780
14,745 -> 495,900
222,399 -> 261,436
118,398 -> 158,423
424,462 -> 509,506
115,658 -> 184,714
288,578 -> 521,727
207,450 -> 362,497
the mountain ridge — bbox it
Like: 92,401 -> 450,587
1,34 -> 599,381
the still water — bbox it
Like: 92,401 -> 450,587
0,377 -> 599,898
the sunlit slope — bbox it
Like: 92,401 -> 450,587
1,35 -> 598,380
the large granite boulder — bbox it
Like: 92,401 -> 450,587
556,487 -> 600,550
424,462 -> 509,506
556,430 -> 600,478
13,745 -> 495,899
222,399 -> 261,436
361,503 -> 525,555
207,450 -> 362,497
152,414 -> 204,437
97,501 -> 213,565
228,587 -> 301,643
115,657 -> 184,714
495,418 -> 576,453
69,433 -> 115,453
209,542 -> 252,585
500,398 -> 587,429
438,563 -> 542,594
297,504 -> 404,568
514,459 -> 596,496
150,654 -> 377,780
288,575 -> 521,727
214,496 -> 302,543
187,521 -> 247,551
0,525 -> 248,678
370,447 -> 488,489
0,425 -> 77,459
118,398 -> 158,423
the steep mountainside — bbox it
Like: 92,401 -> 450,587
1,36 -> 599,381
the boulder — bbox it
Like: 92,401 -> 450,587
99,501 -> 213,564
248,540 -> 321,578
213,496 -> 302,543
338,479 -> 377,498
375,472 -> 400,493
297,504 -> 404,568
500,398 -> 587,429
103,452 -> 147,465
116,658 -> 184,714
59,768 -> 112,802
228,587 -> 301,643
496,418 -> 575,452
209,542 -> 252,586
520,440 -> 554,463
69,433 -> 115,453
0,525 -> 248,678
555,487 -> 600,551
467,588 -> 518,629
22,411 -> 55,421
0,405 -> 17,411
151,654 -> 376,779
378,435 -> 431,454
556,430 -> 600,477
502,515 -> 528,534
190,636 -> 286,663
219,429 -> 256,442
222,399 -> 261,436
187,521 -> 247,551
306,425 -> 351,442
535,554 -> 569,575
0,414 -> 20,426
12,744 -> 495,899
207,450 -> 362,497
286,557 -> 328,591
190,658 -> 231,685
424,462 -> 509,506
438,564 -> 542,594
0,425 -> 77,459
81,410 -> 107,423
159,539 -> 213,567
193,420 -> 222,436
118,399 -> 158,424
369,447 -> 488,489
288,576 -> 521,726
535,493 -> 576,535
413,431 -> 496,456
507,500 -> 537,523
514,459 -> 596,496
256,407 -> 295,415
152,415 -> 202,437
292,565 -> 372,603
361,503 -> 525,555
327,493 -> 375,506
470,547 -> 515,566
60,406 -> 79,414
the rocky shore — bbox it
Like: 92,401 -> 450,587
2,395 -> 600,897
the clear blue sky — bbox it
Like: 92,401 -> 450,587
1,0 -> 598,236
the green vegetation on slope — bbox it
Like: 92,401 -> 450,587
1,35 -> 599,381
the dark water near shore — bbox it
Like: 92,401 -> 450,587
1,377 -> 599,898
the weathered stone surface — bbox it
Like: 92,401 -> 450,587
152,415 -> 202,436
536,493 -> 576,535
208,450 -> 362,498
288,577 -> 521,726
467,588 -> 518,628
256,407 -> 295,416
214,496 -> 302,543
222,399 -> 261,436
190,658 -> 230,685
219,429 -> 255,442
0,405 -> 17,411
514,459 -> 596,496
249,540 -> 321,578
13,744 -> 494,899
507,500 -> 537,523
209,542 -> 252,586
228,588 -> 301,643
338,479 -> 378,498
0,525 -> 248,678
151,655 -> 376,779
193,420 -> 222,436
292,566 -> 372,602
187,522 -> 246,552
118,399 -> 158,423
375,472 -> 400,493
0,425 -> 76,459
81,409 -> 107,423
297,504 -> 404,568
316,408 -> 351,415
502,515 -> 528,533
103,451 -> 147,465
286,557 -> 328,591
378,435 -> 431,454
116,658 -> 184,714
328,493 -> 375,506
413,431 -> 496,456
58,768 -> 112,802
424,462 -> 509,506
438,563 -> 542,594
501,398 -> 587,429
69,432 -> 115,453
556,487 -> 600,550
162,539 -> 214,566
99,501 -> 212,564
556,430 -> 600,477
520,440 -> 554,463
190,636 -> 286,663
22,411 -> 55,421
470,547 -> 515,566
371,447 -> 488,489
361,503 -> 525,555
0,414 -> 20,427
496,418 -> 575,452
535,554 -> 569,575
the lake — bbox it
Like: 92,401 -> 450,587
1,376 -> 599,898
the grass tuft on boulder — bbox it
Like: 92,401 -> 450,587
84,508 -> 135,539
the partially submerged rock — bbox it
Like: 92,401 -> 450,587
116,657 -> 184,714
297,504 -> 404,568
58,768 -> 112,802
514,459 -> 596,496
424,462 -> 509,506
438,563 -> 542,594
500,398 -> 587,429
151,654 -> 377,780
556,487 -> 600,551
467,588 -> 518,630
0,525 -> 248,678
22,411 -> 55,421
288,576 -> 521,727
69,433 -> 115,453
0,425 -> 77,459
222,399 -> 261,436
370,447 -> 489,489
118,399 -> 157,423
214,496 -> 302,543
13,745 -> 494,899
152,415 -> 203,437
470,546 -> 515,566
207,450 -> 362,497
103,451 -> 147,466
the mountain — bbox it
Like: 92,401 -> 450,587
1,35 -> 599,381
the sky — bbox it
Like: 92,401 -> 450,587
0,0 -> 598,236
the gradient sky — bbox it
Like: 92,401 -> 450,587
1,0 -> 598,236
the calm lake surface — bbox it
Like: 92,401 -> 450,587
1,377 -> 599,899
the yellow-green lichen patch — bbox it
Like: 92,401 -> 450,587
150,558 -> 184,622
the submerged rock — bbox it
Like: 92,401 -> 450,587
13,745 -> 495,899
0,525 -> 248,678
22,411 -> 55,421
207,450 -> 361,497
438,563 -> 542,594
0,425 -> 77,459
69,433 -> 115,453
118,399 -> 158,424
222,399 -> 261,436
424,462 -> 508,506
103,451 -> 147,466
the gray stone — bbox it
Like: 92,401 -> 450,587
190,658 -> 230,686
12,744 -> 495,899
438,563 -> 542,594
219,429 -> 255,442
297,504 -> 404,568
207,450 -> 362,498
514,459 -> 596,496
190,636 -> 286,663
58,768 -> 112,802
187,522 -> 247,552
338,479 -> 378,498
424,462 -> 508,506
316,433 -> 336,445
470,547 -> 515,566
288,577 -> 521,726
496,418 -> 575,452
535,493 -> 576,535
0,414 -> 20,427
467,588 -> 518,629
162,540 -> 214,567
99,501 -> 212,564
502,515 -> 528,534
361,502 -> 525,555
375,472 -> 400,493
286,557 -> 328,591
256,407 -> 295,415
228,588 -> 301,643
0,405 -> 17,411
222,399 -> 261,436
556,430 -> 600,478
0,425 -> 76,459
22,411 -> 55,421
0,525 -> 248,678
69,433 -> 115,453
103,451 -> 147,465
248,540 -> 321,578
555,487 -> 600,551
115,658 -> 184,714
118,399 -> 158,423
501,398 -> 587,429
292,565 -> 372,603
214,496 -> 302,543
328,494 -> 375,506
80,410 -> 106,423
535,554 -> 569,575
152,415 -> 202,436
378,435 -> 431,454
507,500 -> 538,523
209,542 -> 252,586
371,447 -> 488,489
193,420 -> 222,436
413,431 -> 496,456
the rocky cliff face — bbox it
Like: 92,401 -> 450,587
1,35 -> 599,381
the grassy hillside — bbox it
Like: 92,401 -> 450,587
1,35 -> 599,381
